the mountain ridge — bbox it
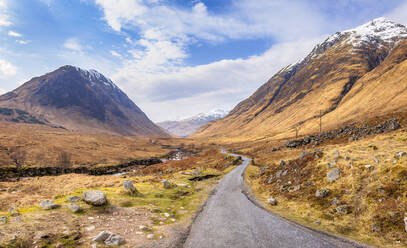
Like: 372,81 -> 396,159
193,18 -> 407,140
0,65 -> 168,137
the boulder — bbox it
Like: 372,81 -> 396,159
67,196 -> 81,202
123,180 -> 139,195
336,205 -> 349,214
93,231 -> 124,246
267,197 -> 277,206
68,204 -> 81,213
82,191 -> 107,206
139,225 -> 151,232
327,168 -> 340,183
39,200 -> 61,210
315,188 -> 330,198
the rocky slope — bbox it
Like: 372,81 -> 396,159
193,18 -> 407,140
157,109 -> 228,137
0,65 -> 168,136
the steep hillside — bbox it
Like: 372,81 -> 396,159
0,65 -> 168,136
157,109 -> 228,137
193,18 -> 407,140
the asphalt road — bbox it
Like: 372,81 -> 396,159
184,152 -> 370,248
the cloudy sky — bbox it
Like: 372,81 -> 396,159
0,0 -> 407,121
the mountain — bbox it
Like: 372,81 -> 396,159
157,109 -> 228,137
193,18 -> 407,139
0,65 -> 168,136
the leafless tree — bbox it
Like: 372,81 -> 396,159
10,147 -> 26,170
57,151 -> 72,168
294,125 -> 301,139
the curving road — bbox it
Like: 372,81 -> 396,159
184,152 -> 370,248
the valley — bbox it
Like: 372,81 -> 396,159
0,13 -> 406,248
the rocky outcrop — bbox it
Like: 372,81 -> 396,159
39,200 -> 61,210
0,158 -> 162,181
285,118 -> 400,149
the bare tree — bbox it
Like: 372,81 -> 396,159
57,151 -> 72,168
10,147 -> 26,170
294,125 -> 301,139
319,110 -> 323,134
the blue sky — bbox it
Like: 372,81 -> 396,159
0,0 -> 407,121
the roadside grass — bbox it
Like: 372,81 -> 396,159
244,129 -> 407,248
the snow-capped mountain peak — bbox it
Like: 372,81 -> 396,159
185,109 -> 229,122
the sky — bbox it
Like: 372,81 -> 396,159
0,0 -> 407,122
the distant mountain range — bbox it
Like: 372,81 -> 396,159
0,65 -> 168,136
193,18 -> 407,139
157,109 -> 228,137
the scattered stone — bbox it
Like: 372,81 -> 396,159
377,188 -> 385,194
170,218 -> 176,222
39,200 -> 61,210
344,156 -> 351,161
372,157 -> 379,163
135,231 -> 143,235
34,231 -> 49,240
147,234 -> 155,239
332,151 -> 340,157
86,226 -> 96,232
267,175 -> 274,184
327,168 -> 340,183
267,197 -> 277,206
372,222 -> 381,233
162,180 -> 175,189
82,191 -> 107,206
93,231 -> 124,246
0,216 -> 6,224
66,196 -> 81,202
330,197 -> 339,206
326,162 -> 333,169
404,214 -> 407,232
192,170 -> 202,176
123,180 -> 139,195
336,205 -> 349,214
10,210 -> 20,217
299,152 -> 311,159
364,164 -> 374,169
276,170 -> 282,179
139,226 -> 151,232
68,204 -> 81,213
177,183 -> 189,187
315,221 -> 321,225
288,185 -> 300,192
315,188 -> 330,198
8,206 -> 16,212
280,160 -> 286,166
395,152 -> 406,159
163,213 -> 170,217
282,170 -> 288,176
14,217 -> 22,223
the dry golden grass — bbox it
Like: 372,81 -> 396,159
244,129 -> 407,247
0,149 -> 236,247
0,122 -> 190,169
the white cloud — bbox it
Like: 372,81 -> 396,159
63,38 -> 84,53
0,0 -> 10,27
16,40 -> 30,45
0,58 -> 17,78
110,50 -> 122,58
8,30 -> 22,37
114,38 -> 323,121
386,0 -> 407,25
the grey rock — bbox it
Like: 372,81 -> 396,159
139,225 -> 151,231
282,170 -> 288,176
299,152 -> 311,160
267,197 -> 277,206
162,179 -> 175,189
336,205 -> 349,214
372,157 -> 379,163
105,234 -> 125,246
123,180 -> 139,194
14,217 -> 22,223
327,168 -> 340,183
330,197 -> 339,206
147,234 -> 155,239
280,160 -> 286,166
372,222 -> 381,232
404,214 -> 407,232
192,170 -> 202,176
315,188 -> 330,198
332,151 -> 340,157
395,152 -> 406,159
67,196 -> 81,202
0,216 -> 6,224
94,231 -> 112,242
267,175 -> 274,184
69,204 -> 81,213
276,170 -> 282,179
39,200 -> 61,210
82,191 -> 107,206
364,164 -> 374,169
288,185 -> 301,192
